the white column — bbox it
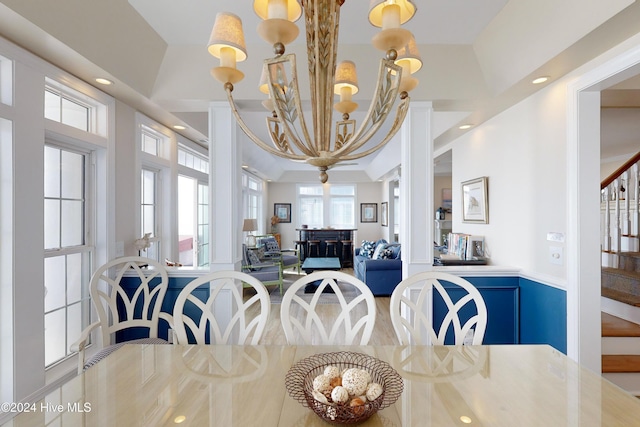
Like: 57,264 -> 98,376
400,102 -> 434,277
208,102 -> 243,271
567,88 -> 601,371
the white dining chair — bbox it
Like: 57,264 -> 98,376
70,256 -> 171,373
389,271 -> 487,345
172,270 -> 270,345
280,270 -> 376,345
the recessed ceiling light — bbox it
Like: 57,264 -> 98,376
95,78 -> 113,85
242,165 -> 249,169
460,416 -> 472,424
459,124 -> 473,130
173,125 -> 186,130
532,76 -> 549,84
174,415 -> 187,424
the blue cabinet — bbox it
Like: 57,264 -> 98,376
433,276 -> 519,345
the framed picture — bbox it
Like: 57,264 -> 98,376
360,203 -> 377,223
274,203 -> 291,223
381,202 -> 388,226
461,177 -> 488,223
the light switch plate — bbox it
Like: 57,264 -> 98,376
549,246 -> 563,265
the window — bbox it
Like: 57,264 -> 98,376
298,184 -> 355,228
329,185 -> 355,229
177,142 -> 209,266
197,183 -> 209,267
178,176 -> 209,266
178,146 -> 209,174
299,185 -> 324,228
0,54 -> 13,106
43,145 -> 91,367
140,168 -> 160,261
140,125 -> 169,159
0,118 -> 13,402
44,88 -> 90,132
243,172 -> 263,233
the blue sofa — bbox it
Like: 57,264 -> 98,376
353,240 -> 402,296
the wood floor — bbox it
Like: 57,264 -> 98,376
249,270 -> 400,345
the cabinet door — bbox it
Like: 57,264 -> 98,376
433,277 -> 519,344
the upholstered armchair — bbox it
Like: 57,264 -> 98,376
257,235 -> 301,274
241,244 -> 283,294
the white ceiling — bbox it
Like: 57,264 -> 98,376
0,0 -> 638,180
128,0 -> 508,46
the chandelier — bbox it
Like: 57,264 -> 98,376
208,0 -> 420,183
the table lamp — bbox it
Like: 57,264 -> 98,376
243,219 -> 258,247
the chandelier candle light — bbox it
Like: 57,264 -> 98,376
208,0 -> 419,183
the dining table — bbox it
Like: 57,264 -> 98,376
5,343 -> 640,426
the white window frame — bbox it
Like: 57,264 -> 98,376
243,171 -> 264,234
43,142 -> 94,368
297,183 -> 356,228
0,117 -> 13,404
136,114 -> 173,262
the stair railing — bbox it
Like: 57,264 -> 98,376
601,151 -> 640,267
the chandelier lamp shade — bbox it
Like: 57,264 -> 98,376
209,0 -> 419,183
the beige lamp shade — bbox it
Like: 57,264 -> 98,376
254,0 -> 302,21
334,60 -> 359,95
242,219 -> 258,232
208,12 -> 248,62
395,35 -> 422,74
368,0 -> 416,28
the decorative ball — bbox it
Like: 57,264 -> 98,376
324,365 -> 340,380
366,383 -> 383,401
342,368 -> 369,396
313,374 -> 332,394
331,386 -> 350,404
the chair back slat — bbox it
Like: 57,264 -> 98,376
280,271 -> 376,345
390,272 -> 487,345
172,270 -> 271,345
90,256 -> 169,346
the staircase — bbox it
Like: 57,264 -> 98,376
602,312 -> 640,396
602,252 -> 640,307
601,151 -> 640,309
601,153 -> 640,395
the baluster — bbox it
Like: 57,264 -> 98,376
624,170 -> 631,237
635,162 -> 639,241
615,178 -> 621,267
604,185 -> 611,253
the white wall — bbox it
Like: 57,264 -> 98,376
267,180 -> 386,249
449,82 -> 568,278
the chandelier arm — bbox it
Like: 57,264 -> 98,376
337,96 -> 410,161
225,88 -> 307,161
266,55 -> 318,157
332,59 -> 403,157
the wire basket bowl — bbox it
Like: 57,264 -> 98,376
285,351 -> 403,424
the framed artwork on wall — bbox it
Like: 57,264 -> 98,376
274,203 -> 291,223
361,203 -> 377,223
461,177 -> 488,223
381,202 -> 388,226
